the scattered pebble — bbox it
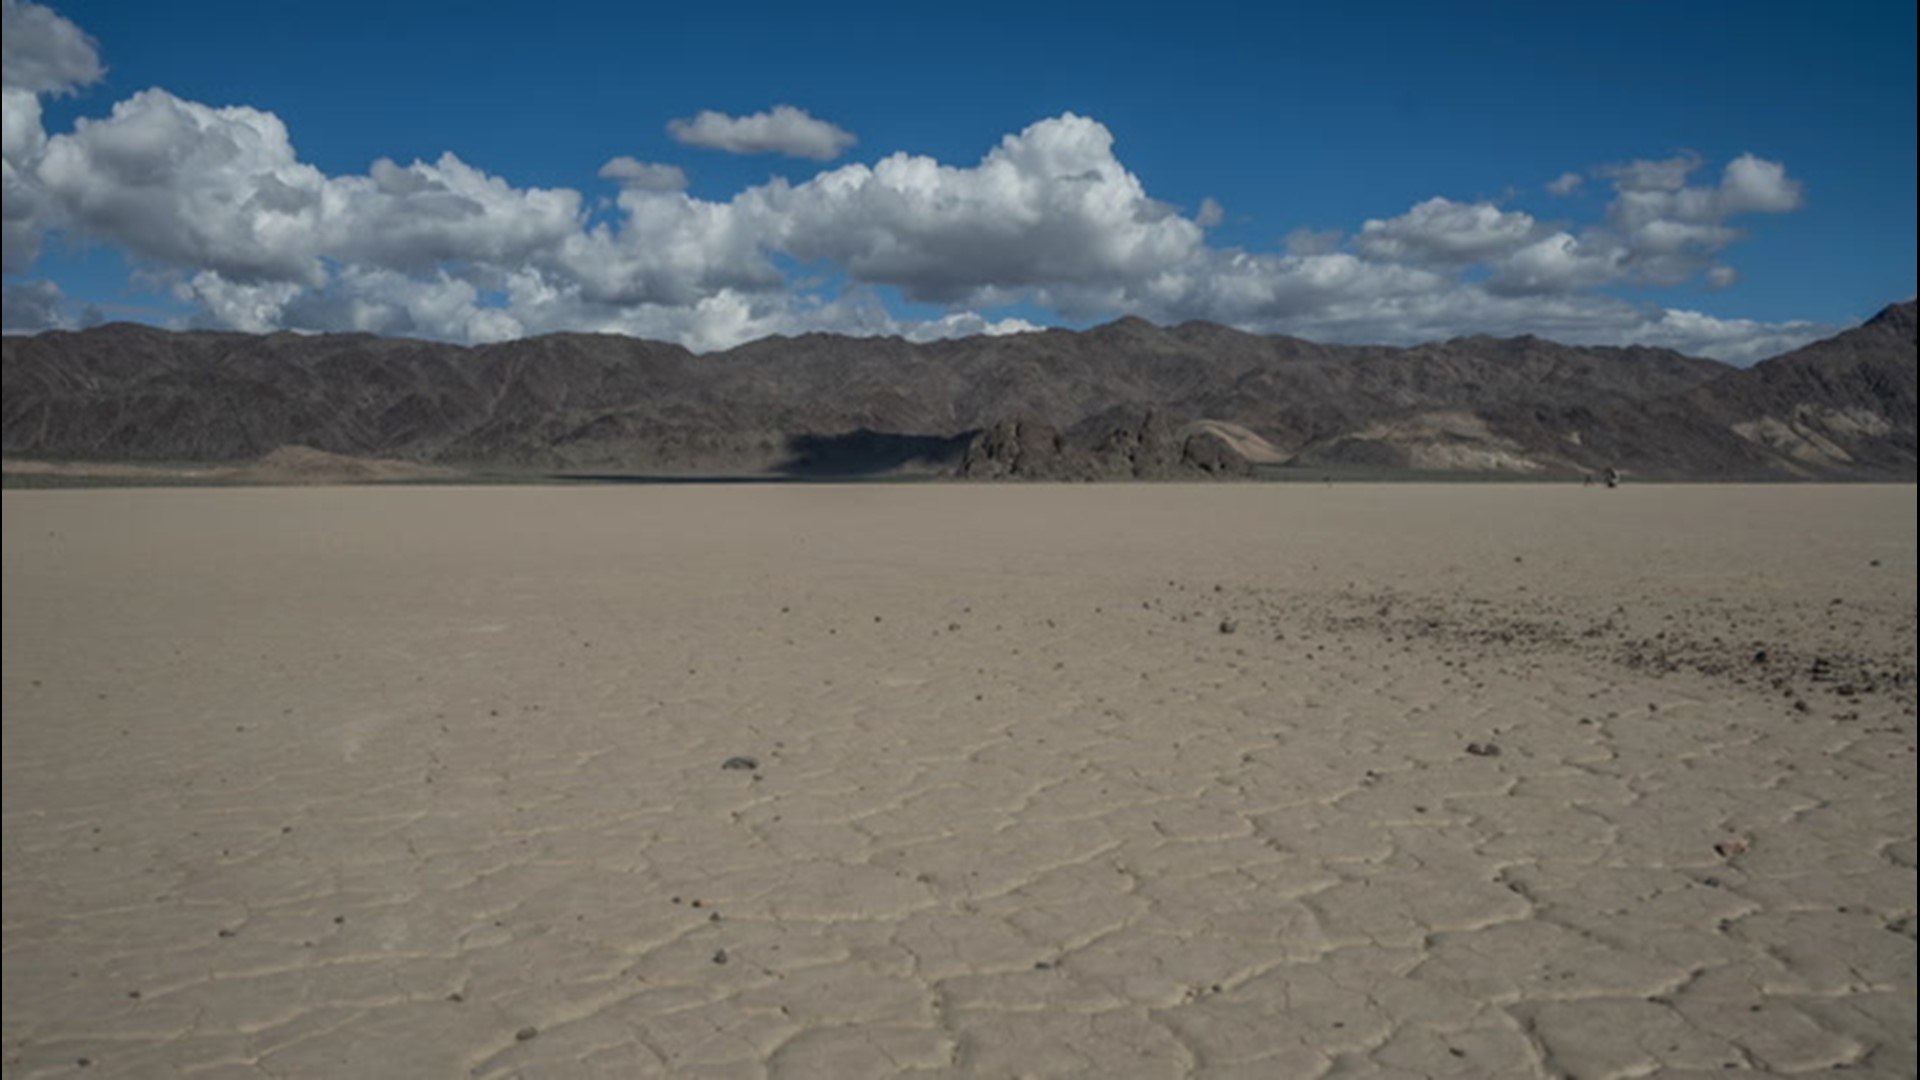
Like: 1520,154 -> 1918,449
1714,838 -> 1749,858
1218,618 -> 1238,635
515,1026 -> 539,1042
712,949 -> 729,965
721,756 -> 759,771
1465,742 -> 1502,757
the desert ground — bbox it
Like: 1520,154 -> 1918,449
3,484 -> 1914,1078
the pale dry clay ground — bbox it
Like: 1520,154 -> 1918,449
2,484 -> 1914,1080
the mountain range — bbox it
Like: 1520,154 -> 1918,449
3,301 -> 1913,480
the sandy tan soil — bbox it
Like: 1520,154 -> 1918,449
3,484 -> 1914,1078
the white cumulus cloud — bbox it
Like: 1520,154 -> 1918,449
332,154 -> 581,272
1597,150 -> 1804,286
0,0 -> 97,271
1284,227 -> 1343,256
1545,171 -> 1583,196
3,85 -> 50,270
1488,232 -> 1622,296
667,105 -> 855,160
1356,197 -> 1542,265
2,0 -> 101,95
744,113 -> 1205,307
1,276 -> 65,330
39,90 -> 334,283
555,186 -> 782,307
1600,152 -> 1701,193
0,3 -> 1828,363
1715,153 -> 1803,215
597,156 -> 687,191
1619,306 -> 1827,364
902,311 -> 1042,342
34,88 -> 581,286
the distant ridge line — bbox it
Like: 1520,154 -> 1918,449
3,301 -> 1913,480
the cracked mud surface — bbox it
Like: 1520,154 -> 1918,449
3,484 -> 1914,1078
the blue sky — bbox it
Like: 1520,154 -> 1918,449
3,0 -> 1914,360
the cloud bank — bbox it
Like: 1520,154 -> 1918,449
0,2 -> 1829,362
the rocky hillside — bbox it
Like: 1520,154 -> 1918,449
2,302 -> 1913,479
1688,302 -> 1917,474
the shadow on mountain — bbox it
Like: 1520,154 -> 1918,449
774,429 -> 976,477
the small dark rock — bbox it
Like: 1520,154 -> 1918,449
1465,742 -> 1502,757
721,756 -> 759,771
1218,618 -> 1239,635
712,949 -> 729,965
515,1026 -> 539,1042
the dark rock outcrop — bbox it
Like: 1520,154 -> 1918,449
1180,429 -> 1256,477
960,418 -> 1074,479
960,412 -> 1255,480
